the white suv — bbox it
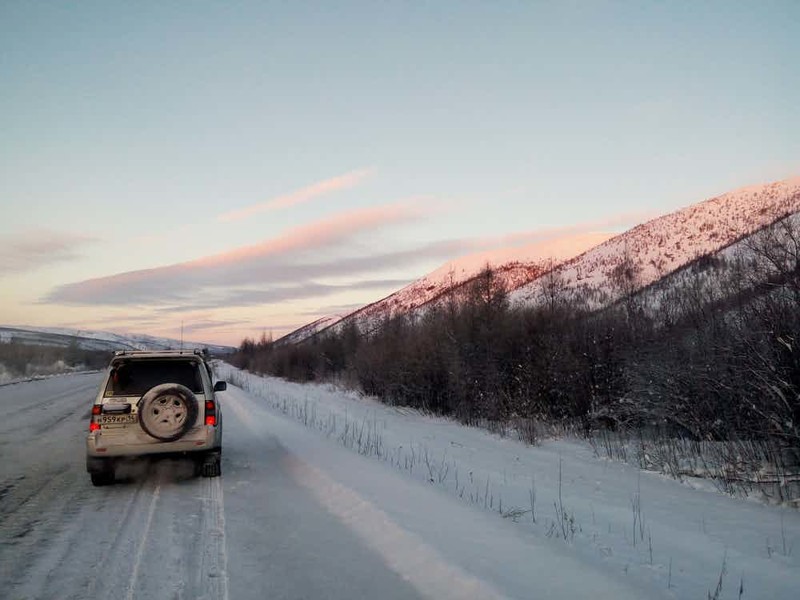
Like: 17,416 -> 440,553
86,350 -> 225,486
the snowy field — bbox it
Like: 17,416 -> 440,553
217,363 -> 800,600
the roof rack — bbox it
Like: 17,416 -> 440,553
113,349 -> 206,357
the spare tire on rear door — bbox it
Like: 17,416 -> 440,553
138,383 -> 198,442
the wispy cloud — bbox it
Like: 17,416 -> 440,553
218,168 -> 373,222
169,319 -> 250,334
172,279 -> 414,311
43,201 -> 433,307
197,199 -> 423,269
0,230 -> 97,275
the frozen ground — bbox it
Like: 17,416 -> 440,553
217,364 -> 800,600
1,370 -> 798,599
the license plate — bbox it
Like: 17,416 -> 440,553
100,414 -> 137,425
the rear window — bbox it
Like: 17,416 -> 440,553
105,360 -> 205,396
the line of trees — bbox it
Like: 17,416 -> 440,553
233,217 -> 800,457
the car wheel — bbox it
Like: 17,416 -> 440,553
138,384 -> 199,442
88,457 -> 115,486
200,451 -> 221,478
90,470 -> 114,486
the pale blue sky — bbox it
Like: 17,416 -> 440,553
1,1 -> 798,344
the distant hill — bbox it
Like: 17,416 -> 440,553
0,325 -> 236,355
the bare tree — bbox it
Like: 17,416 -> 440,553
540,258 -> 567,314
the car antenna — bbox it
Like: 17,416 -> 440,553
180,320 -> 184,352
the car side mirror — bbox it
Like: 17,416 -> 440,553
213,381 -> 227,392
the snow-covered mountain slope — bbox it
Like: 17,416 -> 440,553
629,209 -> 800,324
0,325 -> 235,354
275,315 -> 345,346
423,231 -> 615,287
282,176 -> 800,342
280,232 -> 613,342
509,177 -> 800,308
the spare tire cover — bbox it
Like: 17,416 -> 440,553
138,383 -> 199,442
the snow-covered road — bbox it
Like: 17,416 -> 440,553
0,373 -> 653,599
1,372 -> 797,599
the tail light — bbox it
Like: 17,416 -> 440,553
204,399 -> 217,426
89,405 -> 101,431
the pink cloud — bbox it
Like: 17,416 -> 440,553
193,200 -> 425,268
218,168 -> 374,222
44,200 -> 430,305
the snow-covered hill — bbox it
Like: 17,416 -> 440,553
0,325 -> 235,354
283,176 -> 800,342
279,232 -> 612,342
275,315 -> 345,346
510,176 -> 800,308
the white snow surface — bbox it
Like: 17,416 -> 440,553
509,176 -> 800,308
217,364 -> 800,600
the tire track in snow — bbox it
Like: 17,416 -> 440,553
1,468 -> 81,593
0,376 -> 230,600
84,468 -> 221,600
2,380 -> 96,420
11,476 -> 150,600
198,476 -> 230,600
83,478 -> 149,599
3,465 -> 154,599
125,482 -> 161,600
0,379 -> 98,444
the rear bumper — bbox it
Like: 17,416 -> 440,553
85,448 -> 220,474
86,425 -> 220,462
